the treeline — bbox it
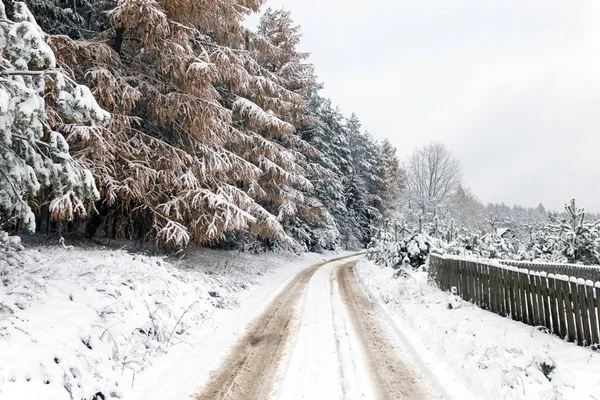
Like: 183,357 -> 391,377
0,1 -> 404,251
385,142 -> 600,252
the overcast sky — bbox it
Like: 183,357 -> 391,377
246,1 -> 600,212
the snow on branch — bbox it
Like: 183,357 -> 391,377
233,96 -> 295,135
258,155 -> 312,191
0,1 -> 107,232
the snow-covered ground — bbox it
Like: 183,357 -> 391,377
276,258 -> 381,399
0,244 -> 325,400
356,259 -> 600,400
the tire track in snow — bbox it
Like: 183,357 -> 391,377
336,261 -> 432,400
194,253 -> 361,400
330,272 -> 349,399
330,265 -> 378,399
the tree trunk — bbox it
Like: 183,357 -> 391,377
85,201 -> 108,239
113,27 -> 125,54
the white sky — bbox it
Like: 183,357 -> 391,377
246,0 -> 600,212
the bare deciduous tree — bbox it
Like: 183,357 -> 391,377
406,142 -> 462,214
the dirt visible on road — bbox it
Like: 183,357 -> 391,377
195,254 -> 361,400
336,261 -> 429,400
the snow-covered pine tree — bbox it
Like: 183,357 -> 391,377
34,0 -> 328,248
342,172 -> 375,248
550,199 -> 600,264
246,7 -> 335,251
0,1 -> 107,233
343,113 -> 383,247
21,0 -> 113,39
255,7 -> 316,120
378,138 -> 404,216
296,90 -> 350,249
346,114 -> 383,208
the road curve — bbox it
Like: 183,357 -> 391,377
194,254 -> 361,400
194,255 -> 438,400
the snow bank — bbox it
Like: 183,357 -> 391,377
0,245 -> 315,400
356,259 -> 600,400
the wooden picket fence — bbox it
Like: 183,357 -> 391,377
429,255 -> 600,347
500,260 -> 600,282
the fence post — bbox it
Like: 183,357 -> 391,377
570,279 -> 584,346
548,275 -> 560,337
578,282 -> 592,346
534,273 -> 545,327
518,270 -> 527,323
595,285 -> 600,345
530,273 -> 540,326
562,279 -> 576,343
501,267 -> 509,317
555,278 -> 567,339
508,269 -> 518,320
588,284 -> 599,345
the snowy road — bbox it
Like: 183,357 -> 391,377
195,255 -> 441,400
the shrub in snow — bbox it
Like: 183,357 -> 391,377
0,230 -> 23,269
520,224 -> 555,260
441,230 -> 480,257
367,233 -> 432,269
447,286 -> 462,309
0,2 -> 108,232
479,233 -> 514,259
548,199 -> 600,265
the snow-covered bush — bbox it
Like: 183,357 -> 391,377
517,223 -> 554,260
479,233 -> 514,259
368,233 -> 432,269
442,229 -> 481,257
447,286 -> 462,309
0,2 -> 108,232
548,199 -> 600,265
374,199 -> 600,267
512,200 -> 600,265
0,230 -> 23,269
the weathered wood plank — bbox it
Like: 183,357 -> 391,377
511,270 -> 520,321
456,260 -> 462,297
479,263 -> 485,308
531,273 -> 540,327
524,272 -> 534,325
578,282 -> 592,346
536,273 -> 546,328
541,274 -> 551,333
490,265 -> 498,314
562,279 -> 576,343
570,279 -> 584,346
548,275 -> 559,336
517,270 -> 527,323
586,284 -> 598,345
555,277 -> 567,339
483,264 -> 490,310
595,285 -> 600,345
472,262 -> 479,305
